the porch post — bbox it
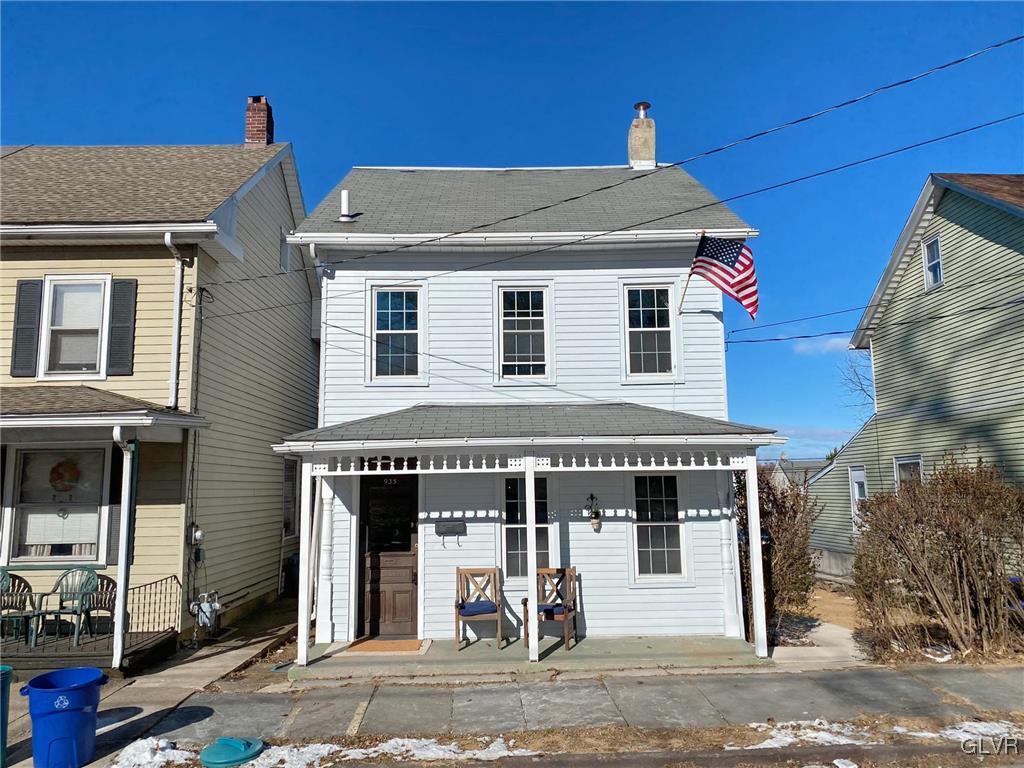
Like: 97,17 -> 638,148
744,452 -> 769,658
296,460 -> 315,666
524,455 -> 540,662
315,477 -> 334,644
111,430 -> 136,670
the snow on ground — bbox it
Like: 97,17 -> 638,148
727,719 -> 876,750
249,744 -> 342,767
112,738 -> 195,768
339,737 -> 537,762
892,720 -> 1024,743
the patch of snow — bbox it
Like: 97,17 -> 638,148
340,737 -> 537,762
833,760 -> 859,768
249,744 -> 341,768
890,724 -> 940,739
921,645 -> 952,663
938,721 -> 1024,742
736,720 -> 875,750
112,738 -> 195,768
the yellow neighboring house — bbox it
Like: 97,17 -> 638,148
0,96 -> 318,670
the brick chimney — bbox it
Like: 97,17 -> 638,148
628,101 -> 655,170
245,95 -> 274,145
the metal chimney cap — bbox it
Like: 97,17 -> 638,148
633,101 -> 651,118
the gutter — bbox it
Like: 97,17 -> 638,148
287,227 -> 759,249
0,222 -> 218,241
0,412 -> 209,429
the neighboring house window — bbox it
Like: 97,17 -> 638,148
503,477 -> 550,578
634,475 -> 683,576
11,448 -> 106,561
40,276 -> 111,377
373,289 -> 420,377
500,288 -> 547,377
282,458 -> 298,538
849,466 -> 868,525
923,237 -> 942,290
894,455 -> 924,488
625,286 -> 673,375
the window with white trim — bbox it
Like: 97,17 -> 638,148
634,475 -> 683,576
499,288 -> 546,377
282,458 -> 298,539
372,288 -> 420,377
924,237 -> 942,290
41,277 -> 109,376
849,466 -> 868,525
503,477 -> 550,578
625,286 -> 673,375
12,448 -> 106,561
895,456 -> 923,488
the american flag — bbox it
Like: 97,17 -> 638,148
691,235 -> 759,320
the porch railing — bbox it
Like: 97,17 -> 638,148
124,575 -> 182,650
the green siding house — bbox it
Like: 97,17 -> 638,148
809,174 -> 1024,579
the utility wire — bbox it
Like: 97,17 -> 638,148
201,112 -> 1024,323
197,34 -> 1024,291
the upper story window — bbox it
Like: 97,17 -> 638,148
625,286 -> 673,376
40,275 -> 112,378
500,288 -> 547,378
894,455 -> 923,488
923,236 -> 942,290
373,288 -> 420,378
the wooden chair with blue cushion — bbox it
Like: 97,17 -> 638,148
47,567 -> 98,646
522,567 -> 578,650
455,567 -> 504,651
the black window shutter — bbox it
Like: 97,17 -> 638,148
10,279 -> 43,377
107,279 -> 138,376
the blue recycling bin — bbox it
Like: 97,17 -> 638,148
19,668 -> 107,768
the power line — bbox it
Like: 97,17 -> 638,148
725,296 -> 1024,346
201,112 -> 1024,323
197,34 -> 1024,291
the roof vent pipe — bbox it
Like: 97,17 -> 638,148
338,189 -> 356,223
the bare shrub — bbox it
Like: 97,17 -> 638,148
735,468 -> 820,644
853,459 -> 1024,661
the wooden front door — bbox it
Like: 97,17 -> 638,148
360,475 -> 418,636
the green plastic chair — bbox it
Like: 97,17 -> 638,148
47,568 -> 98,646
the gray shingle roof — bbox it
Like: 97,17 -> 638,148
0,144 -> 285,224
1,386 -> 179,416
298,166 -> 749,235
285,403 -> 774,443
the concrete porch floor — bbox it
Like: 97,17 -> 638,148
290,635 -> 766,681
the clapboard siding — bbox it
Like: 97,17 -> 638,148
810,189 -> 1024,569
320,245 -> 728,425
191,162 -> 318,608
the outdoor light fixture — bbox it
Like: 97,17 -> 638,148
586,493 -> 601,531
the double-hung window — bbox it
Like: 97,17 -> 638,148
894,455 -> 923,488
41,276 -> 110,376
849,466 -> 868,526
634,475 -> 683,576
503,477 -> 550,578
12,448 -> 107,561
923,237 -> 942,290
500,288 -> 547,378
625,286 -> 673,376
373,288 -> 420,377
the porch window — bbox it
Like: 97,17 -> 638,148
923,236 -> 942,290
504,477 -> 550,578
12,448 -> 106,561
634,475 -> 683,576
500,288 -> 546,377
625,286 -> 673,375
894,455 -> 923,488
373,289 -> 419,377
41,277 -> 109,376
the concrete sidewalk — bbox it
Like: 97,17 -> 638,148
150,664 -> 1023,744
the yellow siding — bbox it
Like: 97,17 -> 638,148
1,246 -> 196,409
186,163 -> 318,608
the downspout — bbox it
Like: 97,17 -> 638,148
165,232 -> 186,409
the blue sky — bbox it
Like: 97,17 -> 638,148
3,2 -> 1022,457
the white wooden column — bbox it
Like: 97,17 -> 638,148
524,456 -> 540,662
111,431 -> 136,670
315,477 -> 334,644
296,460 -> 315,666
745,452 -> 769,658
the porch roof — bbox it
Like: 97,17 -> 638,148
279,403 -> 778,451
0,386 -> 208,428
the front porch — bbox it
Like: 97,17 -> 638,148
291,634 -> 768,682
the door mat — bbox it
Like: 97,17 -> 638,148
344,638 -> 430,654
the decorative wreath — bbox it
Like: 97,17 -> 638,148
49,458 -> 82,493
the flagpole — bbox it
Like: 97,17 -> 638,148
677,231 -> 704,314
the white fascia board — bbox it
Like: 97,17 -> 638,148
850,178 -> 939,349
1,412 -> 209,429
0,222 -> 218,243
274,432 -> 786,454
288,227 -> 759,249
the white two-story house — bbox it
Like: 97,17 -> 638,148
278,105 -> 783,664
